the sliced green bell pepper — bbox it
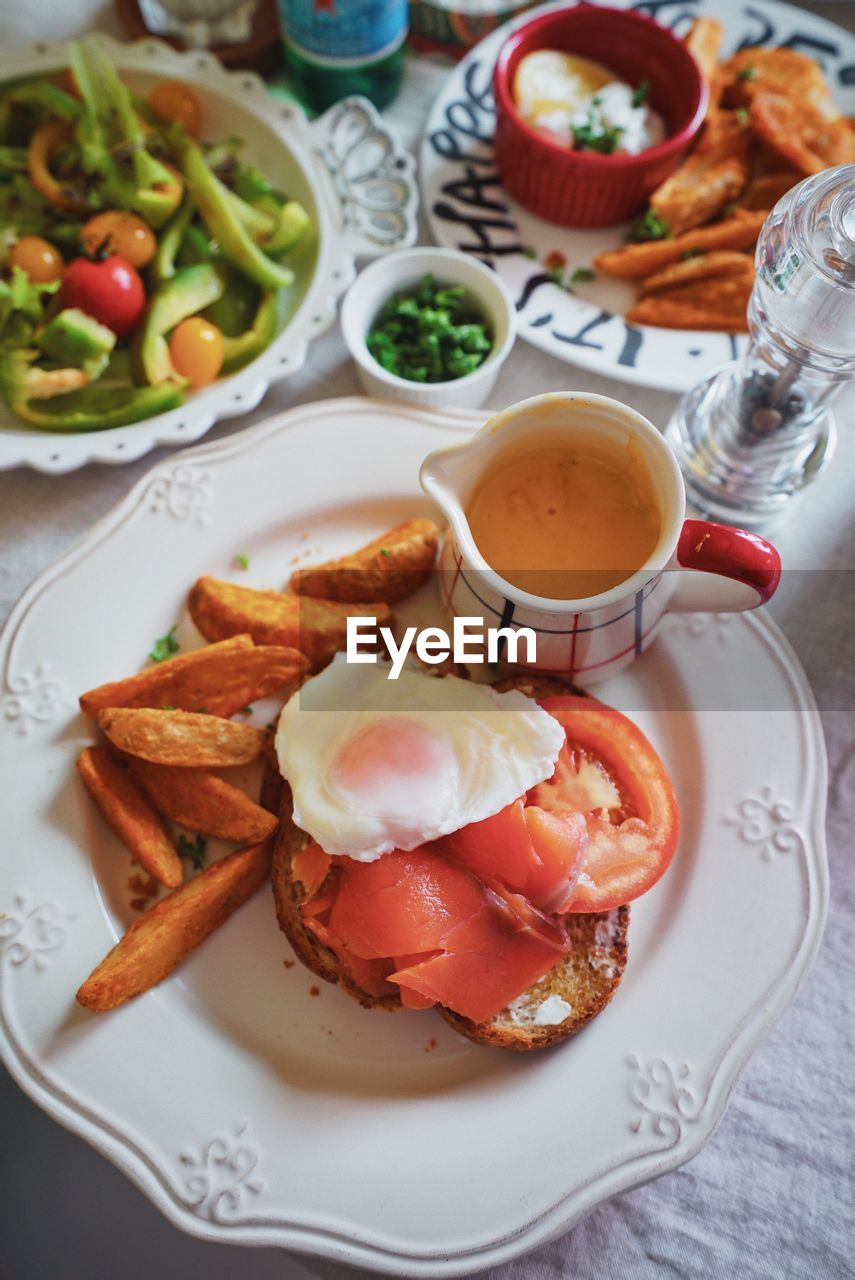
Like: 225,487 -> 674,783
0,347 -> 184,431
132,262 -> 226,386
170,128 -> 294,291
4,80 -> 81,123
151,195 -> 195,283
220,289 -> 278,374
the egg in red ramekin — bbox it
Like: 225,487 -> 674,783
493,4 -> 707,228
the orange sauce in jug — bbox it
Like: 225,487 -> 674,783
466,437 -> 661,599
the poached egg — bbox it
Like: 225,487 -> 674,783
513,49 -> 666,155
275,655 -> 565,861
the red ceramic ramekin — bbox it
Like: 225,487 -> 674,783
493,3 -> 707,228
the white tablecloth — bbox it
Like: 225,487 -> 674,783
1,4 -> 853,1277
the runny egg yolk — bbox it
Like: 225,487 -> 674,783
513,50 -> 614,128
331,717 -> 458,817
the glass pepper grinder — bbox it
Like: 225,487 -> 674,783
666,164 -> 855,529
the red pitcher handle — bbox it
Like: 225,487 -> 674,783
672,519 -> 781,611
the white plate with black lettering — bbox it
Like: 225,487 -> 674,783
420,0 -> 855,392
0,398 -> 827,1275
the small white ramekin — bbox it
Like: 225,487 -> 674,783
340,247 -> 516,410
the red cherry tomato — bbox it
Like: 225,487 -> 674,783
527,695 -> 679,912
61,255 -> 146,339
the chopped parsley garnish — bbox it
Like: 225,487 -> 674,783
197,706 -> 210,714
570,267 -> 597,285
632,79 -> 650,108
628,208 -> 670,242
572,111 -> 623,154
380,548 -> 392,557
736,106 -> 749,123
149,626 -> 179,664
547,263 -> 566,286
723,202 -> 738,217
177,833 -> 207,871
521,245 -> 537,260
366,274 -> 493,384
242,705 -> 254,715
234,552 -> 250,570
680,248 -> 705,261
736,64 -> 757,81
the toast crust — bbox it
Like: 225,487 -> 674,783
270,785 -> 402,1011
438,906 -> 629,1051
270,671 -> 632,1048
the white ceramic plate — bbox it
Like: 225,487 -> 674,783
420,0 -> 855,393
0,398 -> 827,1276
0,38 -> 417,473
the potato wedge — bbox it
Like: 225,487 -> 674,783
719,48 -> 834,113
76,840 -> 272,1012
650,112 -> 750,236
129,759 -> 279,843
98,707 -> 266,767
749,94 -> 855,175
76,747 -> 183,889
683,17 -> 724,99
290,518 -> 440,604
595,209 -> 766,281
737,170 -> 801,211
79,637 -> 257,721
650,150 -> 748,236
628,274 -> 753,331
638,251 -> 754,297
188,576 -> 392,670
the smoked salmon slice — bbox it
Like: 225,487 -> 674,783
441,799 -> 586,914
325,847 -> 567,1024
292,840 -> 331,898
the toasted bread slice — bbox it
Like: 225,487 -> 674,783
439,907 -> 629,1051
270,671 -> 631,1049
271,783 -> 401,1011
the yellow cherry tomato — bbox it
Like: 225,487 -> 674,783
169,317 -> 224,388
80,212 -> 157,269
9,235 -> 64,284
148,80 -> 202,136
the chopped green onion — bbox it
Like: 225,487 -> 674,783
149,626 -> 179,664
628,208 -> 670,243
365,274 -> 493,385
177,833 -> 206,870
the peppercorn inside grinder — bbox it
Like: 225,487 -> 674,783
666,165 -> 855,529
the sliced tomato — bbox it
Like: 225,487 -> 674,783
528,695 -> 679,912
